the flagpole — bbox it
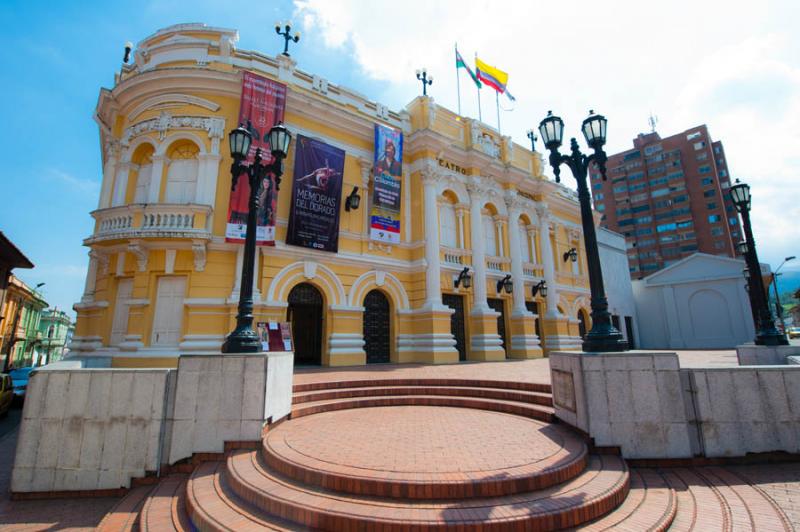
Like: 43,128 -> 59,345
475,52 -> 482,122
455,43 -> 462,116
496,90 -> 501,133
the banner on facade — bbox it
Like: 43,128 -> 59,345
370,124 -> 403,244
286,135 -> 345,252
225,72 -> 287,245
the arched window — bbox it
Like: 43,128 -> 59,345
165,142 -> 199,203
482,212 -> 497,256
518,220 -> 530,262
439,202 -> 458,247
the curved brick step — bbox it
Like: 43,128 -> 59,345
96,484 -> 155,532
576,468 -> 676,531
661,467 -> 793,531
186,461 -> 299,531
291,394 -> 555,422
293,384 -> 553,406
226,450 -> 629,531
293,377 -> 551,394
139,474 -> 193,531
263,407 -> 587,499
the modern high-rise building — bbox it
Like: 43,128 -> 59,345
592,125 -> 740,279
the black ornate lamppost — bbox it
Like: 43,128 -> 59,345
526,129 -> 538,152
729,179 -> 788,346
275,21 -> 301,56
416,68 -> 433,96
221,123 -> 293,353
539,110 -> 628,352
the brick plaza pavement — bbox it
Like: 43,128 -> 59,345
0,349 -> 798,530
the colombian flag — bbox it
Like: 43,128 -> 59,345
475,57 -> 509,94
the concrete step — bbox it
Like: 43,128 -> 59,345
661,467 -> 793,531
576,468 -> 676,531
293,384 -> 553,406
138,474 -> 192,532
96,484 -> 154,532
225,450 -> 629,531
291,394 -> 556,422
263,412 -> 587,499
293,377 -> 552,394
185,461 -> 302,531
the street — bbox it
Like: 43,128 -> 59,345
0,407 -> 21,439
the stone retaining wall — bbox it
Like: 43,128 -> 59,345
11,352 -> 293,493
551,350 -> 800,459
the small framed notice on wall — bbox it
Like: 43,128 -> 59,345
256,322 -> 294,352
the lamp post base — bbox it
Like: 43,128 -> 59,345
581,326 -> 629,354
756,329 -> 790,347
221,327 -> 263,353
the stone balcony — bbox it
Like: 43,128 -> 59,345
85,203 -> 213,244
486,255 -> 511,272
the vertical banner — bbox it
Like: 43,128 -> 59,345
225,72 -> 287,245
370,124 -> 403,244
286,135 -> 345,252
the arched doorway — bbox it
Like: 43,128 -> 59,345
578,309 -> 588,338
363,289 -> 391,363
287,283 -> 324,366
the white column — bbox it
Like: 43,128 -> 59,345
359,159 -> 372,236
537,208 -> 560,318
229,246 -> 261,301
403,169 -> 411,243
81,251 -> 99,303
507,210 -> 528,316
98,143 -> 119,209
468,186 -> 491,313
421,171 -> 443,309
147,155 -> 167,203
456,207 -> 465,248
111,162 -> 132,207
495,218 -> 504,256
253,248 -> 261,301
527,228 -> 536,263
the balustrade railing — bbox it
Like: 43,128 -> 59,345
89,203 -> 212,242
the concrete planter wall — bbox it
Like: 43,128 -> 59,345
11,352 -> 293,494
551,350 -> 800,459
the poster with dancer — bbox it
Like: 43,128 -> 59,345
286,135 -> 346,252
225,71 -> 287,245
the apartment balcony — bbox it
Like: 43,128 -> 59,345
85,203 -> 213,244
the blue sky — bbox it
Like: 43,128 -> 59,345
1,0 -> 799,315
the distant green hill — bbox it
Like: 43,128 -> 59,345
776,269 -> 800,301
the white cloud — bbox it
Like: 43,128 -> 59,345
46,168 -> 100,194
293,0 -> 800,266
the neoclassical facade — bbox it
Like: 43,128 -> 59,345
72,23 -> 601,367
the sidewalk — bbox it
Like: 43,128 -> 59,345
0,427 -> 119,531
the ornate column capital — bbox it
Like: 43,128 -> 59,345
534,202 -> 550,221
359,157 -> 372,186
420,168 -> 441,186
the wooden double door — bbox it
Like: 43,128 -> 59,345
287,283 -> 324,366
363,290 -> 391,364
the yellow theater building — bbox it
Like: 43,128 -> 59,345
71,23 -> 597,368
